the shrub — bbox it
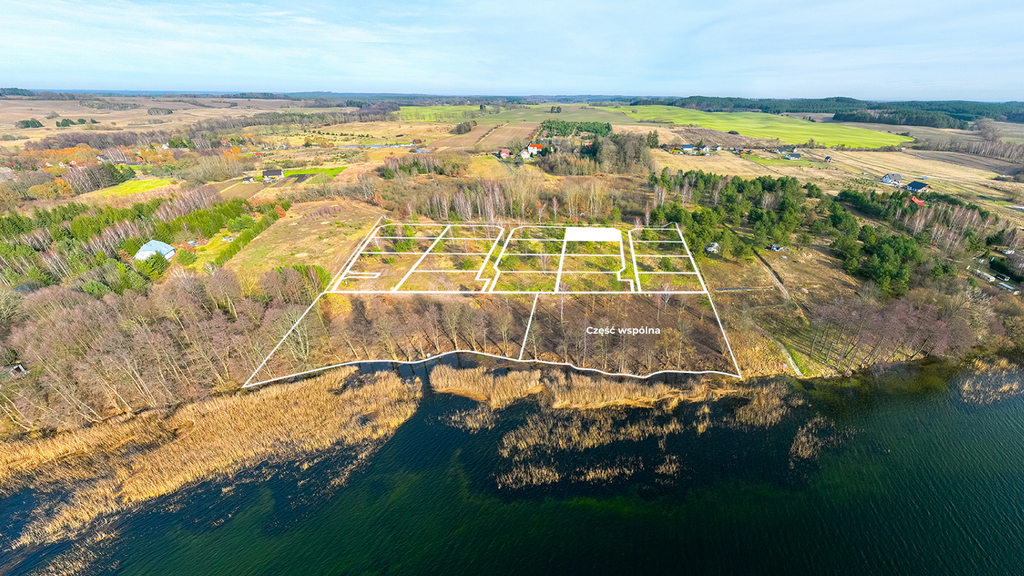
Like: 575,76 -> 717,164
81,280 -> 111,298
177,250 -> 198,265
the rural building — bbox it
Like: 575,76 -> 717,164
882,173 -> 902,184
519,149 -> 530,159
907,181 -> 931,193
714,145 -> 722,151
705,242 -> 720,254
134,240 -> 175,261
527,143 -> 543,155
241,176 -> 255,183
824,156 -> 833,163
263,169 -> 284,180
498,148 -> 511,159
682,144 -> 694,154
784,153 -> 802,160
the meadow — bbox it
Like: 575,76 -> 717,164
80,177 -> 175,198
284,166 -> 348,177
595,105 -> 912,147
398,105 -> 487,122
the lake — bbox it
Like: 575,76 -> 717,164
3,362 -> 1024,575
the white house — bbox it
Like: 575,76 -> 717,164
134,240 -> 175,261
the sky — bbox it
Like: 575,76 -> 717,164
3,0 -> 1023,101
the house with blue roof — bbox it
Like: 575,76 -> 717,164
134,240 -> 175,261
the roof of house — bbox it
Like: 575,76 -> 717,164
134,240 -> 175,260
884,173 -> 902,180
263,169 -> 284,176
907,181 -> 929,191
528,143 -> 542,149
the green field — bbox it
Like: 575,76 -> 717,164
745,155 -> 819,168
472,104 -> 639,126
594,105 -> 912,147
86,178 -> 175,197
398,105 -> 486,122
399,104 -> 638,126
284,167 -> 348,177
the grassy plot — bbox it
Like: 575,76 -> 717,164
226,200 -> 383,276
472,104 -> 641,126
596,105 -> 912,147
82,178 -> 175,198
398,105 -> 486,122
745,155 -> 820,168
284,166 -> 348,177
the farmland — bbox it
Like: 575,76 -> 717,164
398,105 -> 486,122
595,105 -> 913,147
476,123 -> 541,148
427,123 -> 491,150
78,177 -> 175,198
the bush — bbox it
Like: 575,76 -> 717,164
81,280 -> 111,298
226,215 -> 255,233
177,250 -> 198,265
136,254 -> 170,280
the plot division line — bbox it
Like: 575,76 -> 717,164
518,293 -> 541,361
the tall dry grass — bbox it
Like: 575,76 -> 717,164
430,364 -> 741,411
1,367 -> 422,548
429,365 -> 543,409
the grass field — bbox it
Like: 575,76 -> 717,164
595,105 -> 912,147
225,199 -> 383,276
473,104 -> 642,127
650,150 -> 772,179
284,166 -> 347,177
398,105 -> 486,122
82,178 -> 175,198
745,154 -> 820,168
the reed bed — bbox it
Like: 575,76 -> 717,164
733,383 -> 790,427
959,357 -> 1022,406
430,365 -> 543,409
431,365 -> 742,411
2,367 -> 422,548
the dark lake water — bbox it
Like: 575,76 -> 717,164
4,364 -> 1024,575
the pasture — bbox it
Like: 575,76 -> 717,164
596,105 -> 912,147
79,178 -> 175,198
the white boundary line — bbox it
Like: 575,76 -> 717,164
245,222 -> 744,388
673,223 -> 742,379
244,350 -> 743,389
518,293 -> 541,361
391,225 -> 451,291
332,216 -> 384,291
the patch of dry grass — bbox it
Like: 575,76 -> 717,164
1,367 -> 421,547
